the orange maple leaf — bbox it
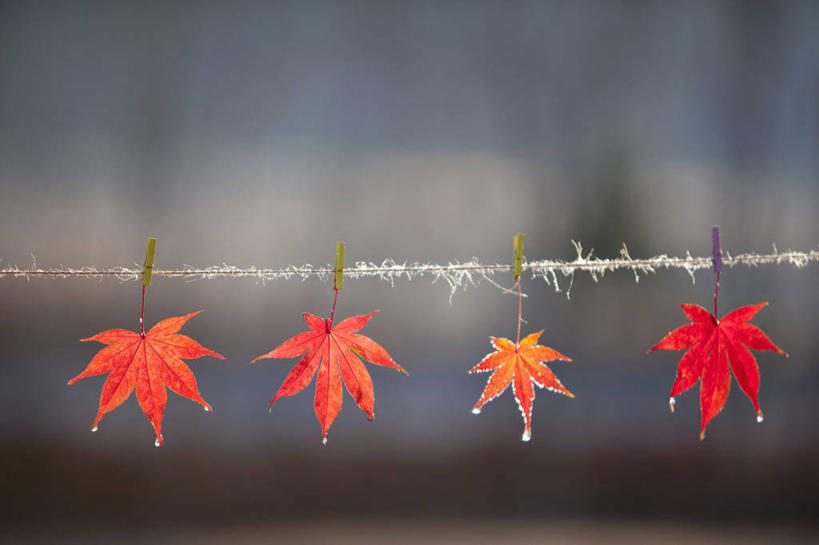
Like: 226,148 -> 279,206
68,311 -> 223,446
252,311 -> 407,443
650,302 -> 786,439
470,331 -> 573,441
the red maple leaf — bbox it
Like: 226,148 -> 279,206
650,302 -> 786,439
68,311 -> 223,446
252,311 -> 407,443
469,331 -> 573,441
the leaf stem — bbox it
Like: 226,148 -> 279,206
712,225 -> 722,320
516,278 -> 522,346
140,284 -> 147,337
329,288 -> 339,329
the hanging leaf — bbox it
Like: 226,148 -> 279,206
69,311 -> 223,446
650,303 -> 786,439
470,330 -> 573,442
253,311 -> 406,443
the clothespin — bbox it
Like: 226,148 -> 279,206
143,237 -> 157,287
513,233 -> 525,281
334,242 -> 345,291
712,226 -> 722,273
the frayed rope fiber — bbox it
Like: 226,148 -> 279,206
2,242 -> 816,300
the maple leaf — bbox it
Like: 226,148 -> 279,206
650,302 -> 786,439
469,331 -> 573,442
252,311 -> 407,443
68,311 -> 223,446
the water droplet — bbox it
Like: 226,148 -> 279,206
91,426 -> 98,433
471,408 -> 481,415
522,430 -> 531,442
154,439 -> 161,448
322,437 -> 327,446
757,415 -> 764,423
204,406 -> 211,412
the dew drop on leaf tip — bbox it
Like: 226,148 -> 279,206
91,426 -> 98,433
154,439 -> 161,448
471,408 -> 481,415
521,430 -> 531,442
757,415 -> 764,423
322,437 -> 327,446
204,406 -> 211,412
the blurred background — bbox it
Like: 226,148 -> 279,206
1,1 -> 818,543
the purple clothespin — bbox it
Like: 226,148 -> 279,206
712,226 -> 723,273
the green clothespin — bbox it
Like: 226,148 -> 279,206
143,237 -> 157,287
513,233 -> 524,281
334,242 -> 345,291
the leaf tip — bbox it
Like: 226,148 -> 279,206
521,429 -> 531,442
91,425 -> 98,433
669,397 -> 676,413
154,435 -> 163,447
471,407 -> 481,415
756,410 -> 764,423
322,436 -> 328,446
699,430 -> 706,441
250,353 -> 270,364
647,342 -> 663,354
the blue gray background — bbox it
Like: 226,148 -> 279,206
1,1 -> 817,543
